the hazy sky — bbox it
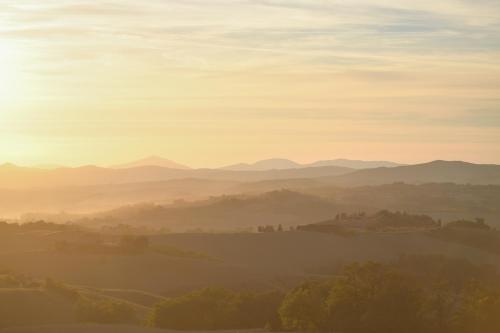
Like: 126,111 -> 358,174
1,0 -> 499,167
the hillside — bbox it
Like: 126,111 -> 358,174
0,164 -> 353,190
54,183 -> 500,230
3,178 -> 500,222
326,160 -> 500,186
302,183 -> 500,226
76,190 -> 339,231
20,182 -> 500,230
0,288 -> 76,328
1,220 -> 500,332
1,225 -> 499,297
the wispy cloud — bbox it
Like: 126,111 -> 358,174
0,0 -> 499,165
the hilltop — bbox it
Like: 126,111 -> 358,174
326,160 -> 500,186
110,156 -> 191,170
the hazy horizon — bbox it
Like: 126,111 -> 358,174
0,155 -> 498,169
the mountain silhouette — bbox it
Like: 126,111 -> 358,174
326,160 -> 500,186
110,156 -> 191,169
222,158 -> 401,171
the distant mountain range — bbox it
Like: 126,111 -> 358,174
7,157 -> 403,171
0,163 -> 352,189
110,156 -> 404,171
5,155 -> 403,171
1,160 -> 499,191
221,158 -> 402,170
3,161 -> 500,223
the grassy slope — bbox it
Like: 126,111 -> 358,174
1,231 -> 498,297
0,289 -> 76,328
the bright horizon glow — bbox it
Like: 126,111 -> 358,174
0,0 -> 499,167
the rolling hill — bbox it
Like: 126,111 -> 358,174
2,160 -> 500,221
75,190 -> 340,231
0,288 -> 76,328
36,182 -> 499,231
326,160 -> 500,186
1,224 -> 499,298
10,182 -> 500,230
0,164 -> 353,190
1,217 -> 500,332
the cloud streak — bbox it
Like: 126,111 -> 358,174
0,0 -> 499,165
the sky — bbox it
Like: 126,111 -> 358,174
0,0 -> 499,168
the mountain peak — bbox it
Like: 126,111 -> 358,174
420,160 -> 477,167
110,156 -> 191,170
432,159 -> 469,163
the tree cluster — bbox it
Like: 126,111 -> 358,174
76,298 -> 136,324
150,288 -> 283,330
257,225 -> 284,233
280,258 -> 500,333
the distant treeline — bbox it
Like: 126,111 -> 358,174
52,235 -> 208,259
0,220 -> 77,232
297,210 -> 441,232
